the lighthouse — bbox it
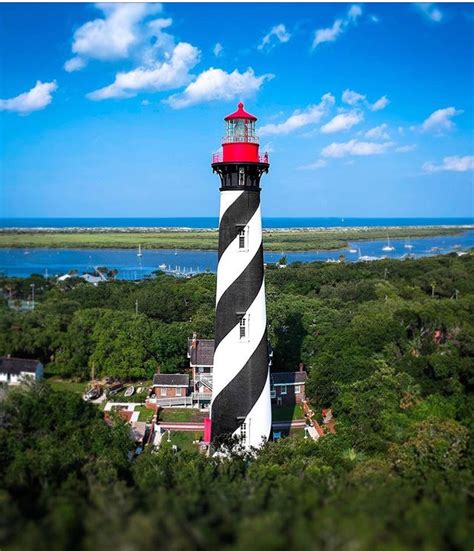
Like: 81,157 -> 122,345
210,102 -> 272,449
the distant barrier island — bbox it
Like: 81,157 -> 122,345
0,225 -> 471,252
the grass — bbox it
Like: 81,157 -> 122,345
0,226 -> 466,252
47,377 -> 87,395
161,431 -> 201,452
158,408 -> 207,423
272,404 -> 305,422
136,406 -> 155,423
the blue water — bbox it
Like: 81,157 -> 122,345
1,217 -> 473,229
1,231 -> 473,279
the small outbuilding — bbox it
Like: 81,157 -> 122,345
270,368 -> 308,406
0,357 -> 44,385
152,373 -> 190,398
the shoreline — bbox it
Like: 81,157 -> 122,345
1,224 -> 473,234
0,226 -> 471,252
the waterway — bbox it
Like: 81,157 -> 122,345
1,230 -> 473,279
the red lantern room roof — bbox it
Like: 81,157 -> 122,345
224,102 -> 257,122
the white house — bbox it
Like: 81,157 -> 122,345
0,357 -> 44,385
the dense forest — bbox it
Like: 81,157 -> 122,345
1,253 -> 473,549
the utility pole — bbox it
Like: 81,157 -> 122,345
135,300 -> 139,316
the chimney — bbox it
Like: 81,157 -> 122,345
298,362 -> 305,373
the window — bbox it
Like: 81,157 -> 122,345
237,225 -> 249,252
270,389 -> 276,399
238,167 -> 245,186
160,387 -> 167,396
239,315 -> 246,339
295,385 -> 301,394
238,227 -> 246,249
280,385 -> 287,395
240,422 -> 247,443
176,387 -> 182,397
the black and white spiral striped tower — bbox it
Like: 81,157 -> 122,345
210,103 -> 271,449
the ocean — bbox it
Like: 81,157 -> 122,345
1,217 -> 474,229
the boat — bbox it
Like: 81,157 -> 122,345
124,386 -> 135,398
348,247 -> 357,253
83,385 -> 102,401
429,247 -> 442,253
159,263 -> 167,270
358,248 -> 378,262
174,247 -> 178,256
106,382 -> 124,397
404,237 -> 413,250
382,236 -> 395,252
137,244 -> 143,258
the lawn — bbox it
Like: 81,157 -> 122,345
47,378 -> 87,395
158,408 -> 208,423
136,406 -> 155,423
272,404 -> 305,422
160,431 -> 201,452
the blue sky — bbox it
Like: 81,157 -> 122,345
1,2 -> 473,218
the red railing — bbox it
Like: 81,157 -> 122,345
211,153 -> 269,164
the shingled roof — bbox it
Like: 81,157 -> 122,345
271,371 -> 308,385
152,373 -> 190,387
0,357 -> 40,375
188,338 -> 215,366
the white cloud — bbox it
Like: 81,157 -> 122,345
321,139 -> 393,158
395,144 -> 417,153
365,123 -> 390,140
342,90 -> 389,111
64,4 -> 170,71
258,24 -> 291,51
342,89 -> 366,106
370,95 -> 389,111
422,155 -> 474,173
87,42 -> 200,100
312,4 -> 362,49
416,3 -> 443,22
321,110 -> 363,134
141,99 -> 150,106
298,159 -> 328,170
259,93 -> 335,136
165,67 -> 272,109
0,80 -> 57,115
64,56 -> 87,73
213,42 -> 223,57
421,107 -> 463,133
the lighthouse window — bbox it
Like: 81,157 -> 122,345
238,227 -> 246,249
238,167 -> 245,186
240,422 -> 247,443
239,316 -> 246,339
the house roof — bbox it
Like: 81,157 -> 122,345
271,371 -> 307,385
0,357 -> 40,375
152,373 -> 190,387
188,338 -> 215,366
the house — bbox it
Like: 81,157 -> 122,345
0,357 -> 43,385
270,365 -> 308,406
188,334 -> 214,404
152,373 -> 190,399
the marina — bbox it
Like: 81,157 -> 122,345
1,230 -> 473,280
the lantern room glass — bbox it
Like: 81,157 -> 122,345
225,119 -> 257,143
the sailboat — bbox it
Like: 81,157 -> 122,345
137,244 -> 143,257
174,247 -> 178,256
382,236 -> 395,252
404,237 -> 413,250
